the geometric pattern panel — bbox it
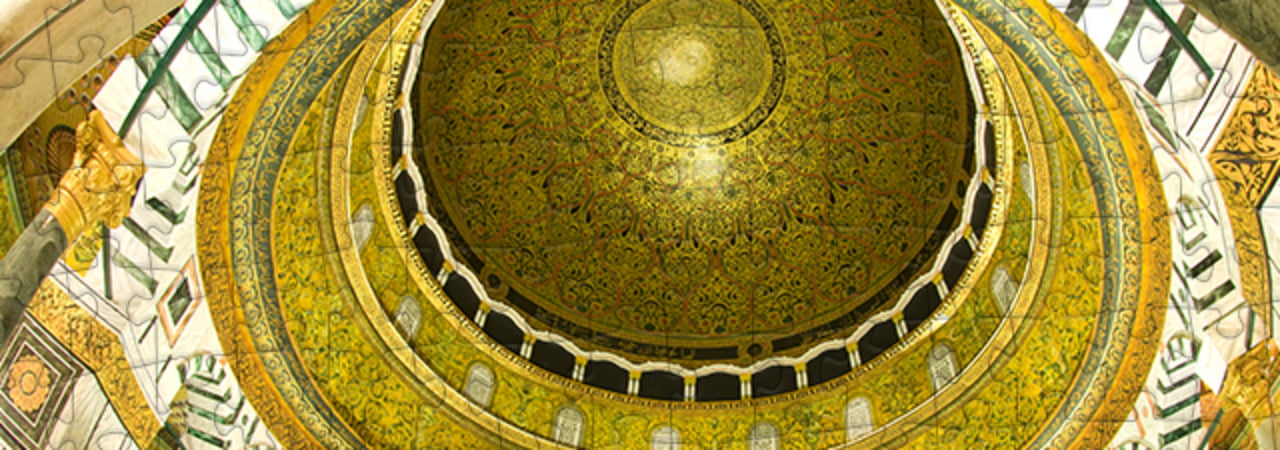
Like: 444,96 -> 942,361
0,316 -> 84,448
157,259 -> 203,348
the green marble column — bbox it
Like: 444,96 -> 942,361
0,211 -> 69,340
1182,0 -> 1280,75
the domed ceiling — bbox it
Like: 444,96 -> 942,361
412,0 -> 975,366
190,0 -> 1179,444
7,0 -> 1276,447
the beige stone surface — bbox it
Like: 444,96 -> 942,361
0,0 -> 178,148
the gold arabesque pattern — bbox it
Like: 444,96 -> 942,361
1209,64 -> 1280,327
414,0 -> 974,361
602,0 -> 783,145
27,281 -> 160,443
193,0 -> 1172,446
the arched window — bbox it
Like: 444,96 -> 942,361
928,344 -> 958,392
651,426 -> 680,450
845,397 -> 873,441
351,203 -> 374,250
991,265 -> 1017,314
749,422 -> 779,450
393,295 -> 422,338
464,364 -> 494,408
554,407 -> 584,447
1019,160 -> 1034,200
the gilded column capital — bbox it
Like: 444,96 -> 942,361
1221,342 -> 1280,421
43,110 -> 144,240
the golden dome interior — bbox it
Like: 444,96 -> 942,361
0,0 -> 1275,447
413,0 -> 975,366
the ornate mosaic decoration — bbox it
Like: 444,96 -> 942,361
0,318 -> 84,448
414,0 -> 977,367
9,0 -> 1280,445
598,0 -> 786,147
194,0 -> 1171,446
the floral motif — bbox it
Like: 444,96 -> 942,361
6,354 -> 52,414
414,0 -> 974,360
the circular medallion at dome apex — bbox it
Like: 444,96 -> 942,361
599,0 -> 785,147
414,0 -> 976,365
196,0 -> 1175,444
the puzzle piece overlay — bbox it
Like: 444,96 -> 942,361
0,0 -> 1275,448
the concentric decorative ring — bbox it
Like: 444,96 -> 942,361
598,0 -> 786,147
195,0 -> 1172,446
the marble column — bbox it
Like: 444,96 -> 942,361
0,211 -> 68,340
1181,0 -> 1280,76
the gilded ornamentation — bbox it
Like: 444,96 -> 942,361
194,0 -> 1171,446
1212,67 -> 1280,204
600,0 -> 785,147
1220,343 -> 1279,420
44,110 -> 144,240
64,225 -> 103,274
415,0 -> 974,362
1208,65 -> 1280,327
199,0 -> 475,446
26,280 -> 161,443
4,354 -> 51,414
5,14 -> 169,221
0,307 -> 86,448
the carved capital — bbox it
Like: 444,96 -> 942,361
1221,343 -> 1280,421
43,110 -> 144,239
